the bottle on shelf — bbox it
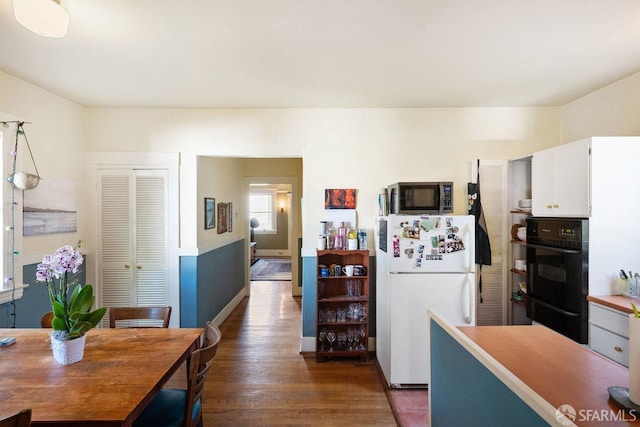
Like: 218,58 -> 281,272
336,222 -> 347,250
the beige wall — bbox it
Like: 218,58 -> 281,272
193,155 -> 246,251
86,107 -> 561,250
561,71 -> 640,143
0,71 -> 86,266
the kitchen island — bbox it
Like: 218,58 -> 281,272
429,310 -> 639,426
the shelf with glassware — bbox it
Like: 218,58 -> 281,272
316,249 -> 369,363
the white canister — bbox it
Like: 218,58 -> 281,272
317,236 -> 326,250
347,238 -> 358,250
320,221 -> 327,235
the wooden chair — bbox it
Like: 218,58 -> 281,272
0,409 -> 32,427
109,306 -> 172,328
40,312 -> 53,328
133,322 -> 221,427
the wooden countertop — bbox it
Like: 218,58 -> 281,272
458,324 -> 638,425
588,295 -> 640,314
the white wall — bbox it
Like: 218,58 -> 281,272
562,71 -> 640,143
87,107 -> 561,248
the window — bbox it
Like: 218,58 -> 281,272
249,191 -> 277,233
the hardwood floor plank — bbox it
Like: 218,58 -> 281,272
166,280 -> 397,426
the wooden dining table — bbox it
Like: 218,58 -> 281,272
0,327 -> 203,426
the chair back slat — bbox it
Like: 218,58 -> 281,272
109,306 -> 172,328
183,321 -> 221,427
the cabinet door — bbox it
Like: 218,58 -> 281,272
531,149 -> 554,216
552,141 -> 590,217
532,140 -> 590,217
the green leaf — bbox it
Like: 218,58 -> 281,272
51,317 -> 66,330
70,320 -> 92,334
633,303 -> 639,319
52,300 -> 65,318
69,285 -> 94,314
85,307 -> 107,327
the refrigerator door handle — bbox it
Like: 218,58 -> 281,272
463,273 -> 472,324
464,222 -> 473,273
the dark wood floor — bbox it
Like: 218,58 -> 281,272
166,280 -> 397,426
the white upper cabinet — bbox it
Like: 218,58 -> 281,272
532,139 -> 591,217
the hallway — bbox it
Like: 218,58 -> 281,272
170,280 -> 397,426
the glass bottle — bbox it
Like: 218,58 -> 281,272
337,222 -> 347,250
327,227 -> 336,250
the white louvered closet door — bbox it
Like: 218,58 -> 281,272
473,160 -> 508,326
98,169 -> 169,324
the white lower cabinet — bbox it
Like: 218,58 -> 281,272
589,302 -> 629,367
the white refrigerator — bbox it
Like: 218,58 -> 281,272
375,214 -> 475,387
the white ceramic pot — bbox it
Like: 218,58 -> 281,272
50,333 -> 86,365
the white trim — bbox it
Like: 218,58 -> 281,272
256,249 -> 291,257
210,289 -> 246,327
178,237 -> 245,257
0,283 -> 28,305
428,309 -> 575,427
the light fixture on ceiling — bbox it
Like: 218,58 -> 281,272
13,0 -> 69,38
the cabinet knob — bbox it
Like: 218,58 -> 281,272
614,346 -> 623,353
136,264 -> 142,270
553,204 -> 559,208
124,264 -> 130,269
547,205 -> 553,209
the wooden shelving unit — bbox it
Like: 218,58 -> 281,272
316,249 -> 369,363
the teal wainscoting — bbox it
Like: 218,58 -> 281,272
430,319 -> 548,426
180,239 -> 245,328
0,262 -> 84,328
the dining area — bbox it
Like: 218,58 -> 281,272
0,307 -> 221,427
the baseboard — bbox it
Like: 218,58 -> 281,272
256,249 -> 291,257
210,289 -> 245,327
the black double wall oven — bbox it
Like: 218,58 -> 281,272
525,217 -> 589,344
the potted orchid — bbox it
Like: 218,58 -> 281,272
36,243 -> 106,364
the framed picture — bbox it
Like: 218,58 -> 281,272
217,202 -> 228,234
324,188 -> 357,209
228,202 -> 233,232
204,198 -> 215,229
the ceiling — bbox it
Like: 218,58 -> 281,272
0,0 -> 639,109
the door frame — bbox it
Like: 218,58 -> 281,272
84,152 -> 180,326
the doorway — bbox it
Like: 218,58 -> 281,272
244,175 -> 301,297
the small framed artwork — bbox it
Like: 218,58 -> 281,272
204,198 -> 215,229
217,202 -> 228,234
228,202 -> 233,232
324,188 -> 357,209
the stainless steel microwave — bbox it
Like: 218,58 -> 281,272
388,182 -> 453,215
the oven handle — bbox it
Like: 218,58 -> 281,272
527,294 -> 581,317
525,243 -> 581,254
